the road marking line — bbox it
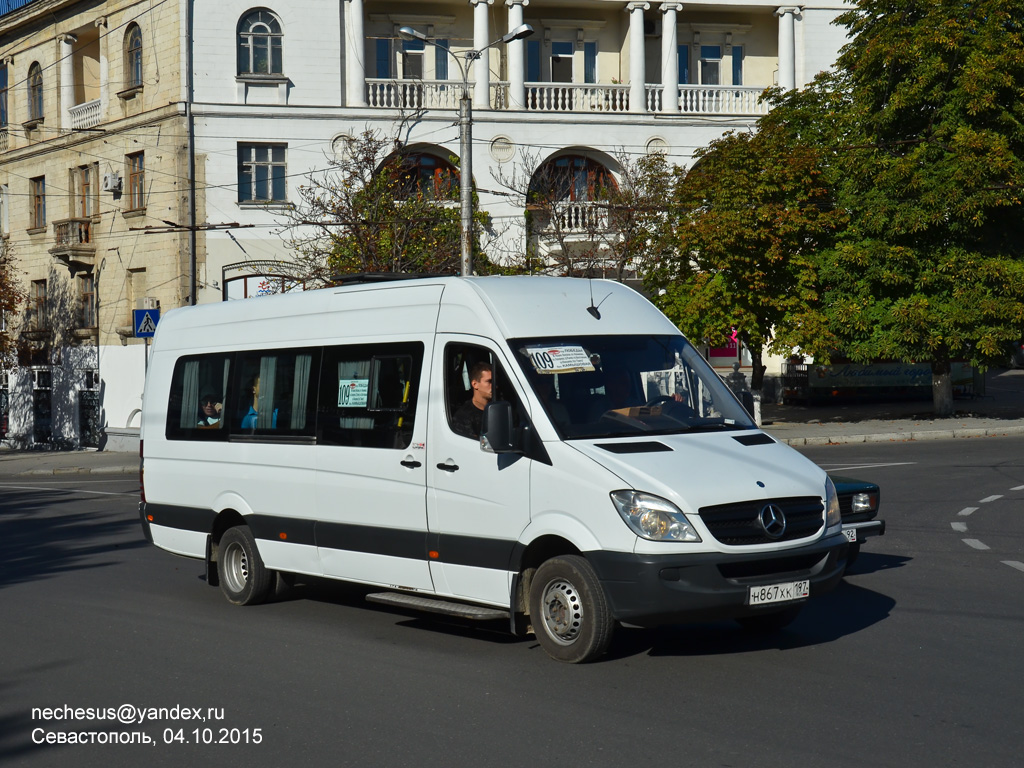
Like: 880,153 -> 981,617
0,483 -> 136,497
958,507 -> 978,516
951,522 -> 968,532
1002,561 -> 1024,573
979,495 -> 1003,503
1012,485 -> 1024,492
962,539 -> 990,550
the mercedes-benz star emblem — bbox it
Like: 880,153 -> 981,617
759,504 -> 787,538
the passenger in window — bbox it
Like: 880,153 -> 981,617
451,362 -> 492,439
241,376 -> 277,429
197,392 -> 222,427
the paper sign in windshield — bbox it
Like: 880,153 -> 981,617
525,345 -> 595,374
338,379 -> 369,407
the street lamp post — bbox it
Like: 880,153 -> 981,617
399,24 -> 533,277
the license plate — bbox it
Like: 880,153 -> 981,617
843,528 -> 858,543
748,580 -> 809,606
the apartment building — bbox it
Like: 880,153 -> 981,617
0,0 -> 849,449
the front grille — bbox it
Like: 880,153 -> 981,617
698,496 -> 824,545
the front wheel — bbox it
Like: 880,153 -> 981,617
529,555 -> 614,663
217,526 -> 273,606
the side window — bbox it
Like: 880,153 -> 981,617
444,343 -> 524,440
317,342 -> 422,449
166,354 -> 232,440
233,348 -> 318,437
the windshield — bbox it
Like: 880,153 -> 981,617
511,335 -> 757,439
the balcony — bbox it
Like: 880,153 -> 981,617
69,99 -> 101,130
49,218 -> 96,273
366,79 -> 768,116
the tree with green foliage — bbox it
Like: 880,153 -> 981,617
278,129 -> 497,284
643,105 -> 844,391
0,239 -> 26,365
812,0 -> 1024,414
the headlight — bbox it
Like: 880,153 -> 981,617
852,492 -> 877,513
610,490 -> 701,542
825,477 -> 843,531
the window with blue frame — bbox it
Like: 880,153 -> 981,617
551,41 -> 573,82
732,45 -> 743,86
435,39 -> 449,80
527,40 -> 541,82
700,45 -> 721,85
401,38 -> 423,79
376,39 -> 391,78
678,44 -> 690,85
584,42 -> 597,84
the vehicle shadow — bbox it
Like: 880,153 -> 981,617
279,567 -> 899,660
844,551 -> 910,577
610,578 -> 896,660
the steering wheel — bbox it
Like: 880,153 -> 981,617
644,395 -> 676,408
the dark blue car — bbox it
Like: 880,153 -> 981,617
829,475 -> 885,568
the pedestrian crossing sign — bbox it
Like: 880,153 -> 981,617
133,308 -> 160,338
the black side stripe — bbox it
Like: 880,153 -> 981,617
148,504 -> 516,571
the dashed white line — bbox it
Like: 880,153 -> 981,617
1012,485 -> 1024,492
962,539 -> 991,550
951,522 -> 968,532
1002,561 -> 1024,573
979,495 -> 1003,503
958,507 -> 978,516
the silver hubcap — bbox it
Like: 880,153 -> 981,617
223,541 -> 249,594
540,576 -> 583,646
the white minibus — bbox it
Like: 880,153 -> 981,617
139,276 -> 848,663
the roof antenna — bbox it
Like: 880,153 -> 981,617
586,279 -> 611,320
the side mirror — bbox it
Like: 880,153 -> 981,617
739,390 -> 755,418
481,401 -> 515,453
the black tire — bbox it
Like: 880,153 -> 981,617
529,555 -> 614,663
217,526 -> 273,606
736,604 -> 802,633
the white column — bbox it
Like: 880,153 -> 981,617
59,34 -> 76,130
775,6 -> 797,91
626,2 -> 649,113
95,18 -> 107,121
660,2 -> 682,113
472,0 -> 493,109
506,0 -> 529,109
345,0 -> 367,107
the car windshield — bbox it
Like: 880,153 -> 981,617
511,334 -> 756,439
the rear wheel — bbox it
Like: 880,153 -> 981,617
529,555 -> 614,663
217,526 -> 273,606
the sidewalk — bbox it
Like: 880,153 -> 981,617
2,369 -> 1022,475
761,367 -> 1024,446
0,448 -> 138,477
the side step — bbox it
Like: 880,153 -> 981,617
366,592 -> 509,621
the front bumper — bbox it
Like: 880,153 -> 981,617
842,518 -> 886,544
585,532 -> 848,627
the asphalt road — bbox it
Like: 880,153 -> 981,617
2,437 -> 1023,768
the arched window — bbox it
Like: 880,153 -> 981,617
530,155 -> 615,203
27,62 -> 43,121
393,153 -> 459,201
125,24 -> 143,88
237,9 -> 283,75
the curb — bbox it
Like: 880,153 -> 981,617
19,466 -> 137,476
772,424 -> 1024,446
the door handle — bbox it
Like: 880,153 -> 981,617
400,459 -> 422,469
436,462 -> 459,473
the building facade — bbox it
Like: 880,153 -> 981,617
0,0 -> 850,449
